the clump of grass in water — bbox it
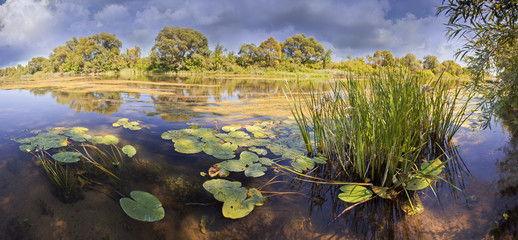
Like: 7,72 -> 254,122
287,70 -> 470,189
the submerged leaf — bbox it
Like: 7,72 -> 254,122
405,177 -> 431,191
371,186 -> 398,199
122,145 -> 137,157
338,185 -> 373,203
420,159 -> 444,176
120,191 -> 165,222
52,151 -> 83,163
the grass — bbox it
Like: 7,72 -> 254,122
287,70 -> 471,188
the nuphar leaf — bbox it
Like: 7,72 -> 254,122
70,134 -> 91,142
244,163 -> 267,177
102,135 -> 119,145
401,195 -> 425,216
338,185 -> 373,203
228,131 -> 250,139
248,188 -> 264,206
203,142 -> 237,159
246,139 -> 270,147
267,143 -> 285,156
15,132 -> 68,151
420,159 -> 444,176
161,130 -> 184,140
52,152 -> 83,163
119,191 -> 165,222
372,186 -> 398,200
220,160 -> 247,172
249,147 -> 267,156
113,118 -> 129,127
239,151 -> 259,165
173,137 -> 204,154
122,145 -> 137,157
222,197 -> 255,219
203,179 -> 247,202
312,156 -> 327,164
405,177 -> 431,191
222,125 -> 242,132
258,157 -> 274,166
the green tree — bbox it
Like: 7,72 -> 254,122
400,53 -> 421,72
281,34 -> 324,64
437,0 -> 518,110
259,37 -> 281,66
151,26 -> 209,71
25,57 -> 49,74
322,49 -> 332,69
422,55 -> 442,74
237,43 -> 260,67
372,50 -> 395,68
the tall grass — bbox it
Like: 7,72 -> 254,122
287,71 -> 470,187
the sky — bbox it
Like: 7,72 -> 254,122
0,0 -> 464,68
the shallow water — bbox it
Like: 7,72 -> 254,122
0,75 -> 516,240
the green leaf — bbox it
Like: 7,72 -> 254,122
371,186 -> 397,199
249,147 -> 267,155
52,152 -> 83,163
312,156 -> 327,164
122,145 -> 137,157
222,125 -> 242,132
222,197 -> 255,219
258,157 -> 274,166
338,185 -> 373,203
220,160 -> 247,172
203,142 -> 237,159
119,191 -> 165,222
173,137 -> 204,154
244,163 -> 267,177
102,135 -> 119,145
203,179 -> 247,202
420,159 -> 444,176
405,177 -> 431,191
239,151 -> 259,165
161,130 -> 184,140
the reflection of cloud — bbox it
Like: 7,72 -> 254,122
0,0 -> 462,67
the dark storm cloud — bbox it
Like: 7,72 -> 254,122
0,0 -> 462,67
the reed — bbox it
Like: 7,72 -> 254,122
287,70 -> 470,188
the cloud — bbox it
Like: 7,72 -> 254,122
0,0 -> 463,67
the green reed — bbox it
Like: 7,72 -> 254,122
287,71 -> 470,187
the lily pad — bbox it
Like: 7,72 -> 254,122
405,177 -> 431,191
161,130 -> 185,140
372,186 -> 398,200
258,157 -> 274,166
122,145 -> 137,157
119,191 -> 165,222
249,147 -> 267,156
222,197 -> 255,219
113,118 -> 144,130
239,151 -> 259,165
248,188 -> 264,206
244,163 -> 267,177
52,152 -> 83,163
421,159 -> 444,176
222,125 -> 242,132
14,132 -> 68,151
102,135 -> 119,145
203,179 -> 247,202
220,160 -> 247,172
203,179 -> 263,219
173,137 -> 205,154
312,156 -> 327,164
338,185 -> 373,203
203,142 -> 237,159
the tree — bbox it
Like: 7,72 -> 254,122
281,34 -> 324,64
422,55 -> 442,74
26,57 -> 49,74
442,60 -> 464,76
237,43 -> 260,67
437,0 -> 518,110
151,26 -> 209,71
322,49 -> 332,69
372,50 -> 395,68
259,37 -> 281,66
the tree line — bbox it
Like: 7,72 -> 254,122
0,26 -> 467,78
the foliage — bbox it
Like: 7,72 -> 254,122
120,191 -> 165,222
151,26 -> 209,71
281,34 -> 325,64
203,179 -> 263,219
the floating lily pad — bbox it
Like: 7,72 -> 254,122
249,147 -> 267,156
14,132 -> 68,151
248,188 -> 264,206
222,197 -> 255,219
52,152 -> 83,163
173,137 -> 204,154
405,177 -> 431,191
244,163 -> 267,177
239,151 -> 259,165
222,125 -> 242,132
203,179 -> 247,202
220,160 -> 247,172
372,186 -> 398,199
338,185 -> 373,203
203,142 -> 237,159
421,159 -> 444,176
113,118 -> 144,130
312,156 -> 327,164
102,135 -> 119,145
122,145 -> 137,157
119,191 -> 165,222
208,163 -> 230,177
258,157 -> 274,166
161,130 -> 185,140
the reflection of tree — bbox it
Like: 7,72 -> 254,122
51,91 -> 123,115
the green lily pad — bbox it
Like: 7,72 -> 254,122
405,177 -> 431,191
421,159 -> 444,176
267,143 -> 285,156
19,145 -> 33,152
239,151 -> 259,165
244,163 -> 267,177
52,152 -> 83,163
312,156 -> 327,164
102,135 -> 119,145
249,147 -> 267,156
113,118 -> 145,130
248,188 -> 264,206
371,186 -> 398,199
338,185 -> 373,203
14,132 -> 68,151
119,191 -> 165,222
228,131 -> 250,139
203,142 -> 237,159
161,130 -> 185,140
222,125 -> 242,132
122,145 -> 137,157
70,134 -> 92,142
203,179 -> 247,202
220,160 -> 247,172
258,157 -> 274,166
222,197 -> 255,219
112,118 -> 129,127
173,137 -> 205,154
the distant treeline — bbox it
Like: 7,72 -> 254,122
0,26 -> 467,78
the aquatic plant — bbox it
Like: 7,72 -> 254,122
122,145 -> 137,157
112,118 -> 147,130
287,71 -> 470,211
203,179 -> 263,219
120,191 -> 165,222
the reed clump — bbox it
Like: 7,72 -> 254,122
288,71 -> 470,188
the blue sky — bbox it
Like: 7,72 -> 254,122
0,0 -> 464,67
